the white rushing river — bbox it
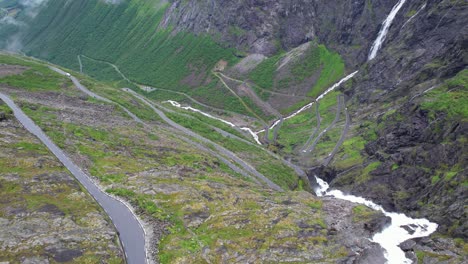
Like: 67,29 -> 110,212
314,177 -> 438,264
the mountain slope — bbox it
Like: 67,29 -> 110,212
0,52 -> 394,263
0,0 -> 467,263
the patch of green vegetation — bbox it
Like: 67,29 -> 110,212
307,45 -> 345,98
0,180 -> 21,194
0,55 -> 71,91
12,142 -> 49,155
172,109 -> 249,142
431,175 -> 441,184
248,53 -> 284,89
395,191 -> 409,200
79,55 -> 128,83
290,46 -> 321,82
307,200 -> 323,210
256,163 -> 299,190
101,173 -> 127,184
71,255 -> 123,264
279,98 -> 310,115
18,0 -> 239,96
163,153 -> 209,170
454,238 -> 468,254
229,26 -> 246,37
415,250 -> 453,263
0,102 -> 13,115
107,188 -> 162,217
248,44 -> 345,102
421,69 -> 468,119
185,79 -> 266,119
406,9 -> 418,17
352,205 -> 376,222
391,164 -> 399,170
415,250 -> 425,263
358,161 -> 381,183
382,109 -> 397,121
333,136 -> 366,170
275,91 -> 341,155
25,192 -> 98,218
165,111 -> 254,150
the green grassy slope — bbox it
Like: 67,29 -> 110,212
11,0 -> 238,92
248,44 -> 345,98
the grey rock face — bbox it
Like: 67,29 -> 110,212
163,0 -> 397,66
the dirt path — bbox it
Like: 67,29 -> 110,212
214,71 -> 267,125
217,72 -> 308,98
79,55 -> 130,82
77,55 -> 253,121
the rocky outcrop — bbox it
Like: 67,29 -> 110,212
348,0 -> 467,103
304,0 -> 467,259
329,0 -> 468,238
162,0 -> 397,67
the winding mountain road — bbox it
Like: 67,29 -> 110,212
323,105 -> 351,166
0,92 -> 147,264
50,67 -> 143,124
306,94 -> 344,153
77,55 -> 249,120
301,101 -> 321,152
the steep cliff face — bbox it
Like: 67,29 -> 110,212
162,0 -> 396,67
326,0 -> 468,241
350,0 -> 467,102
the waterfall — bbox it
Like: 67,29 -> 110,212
368,0 -> 407,60
314,177 -> 438,264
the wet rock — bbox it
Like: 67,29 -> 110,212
400,239 -> 417,251
364,215 -> 391,233
401,224 -> 417,235
404,251 -> 418,263
353,244 -> 386,264
307,166 -> 337,185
